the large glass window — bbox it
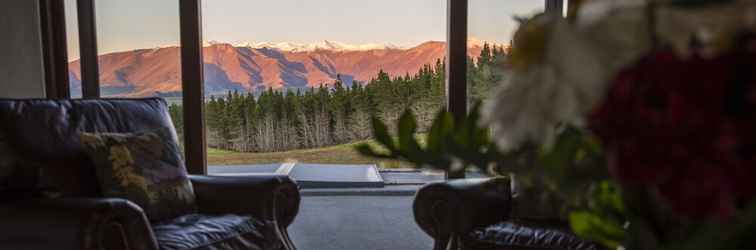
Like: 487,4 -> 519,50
93,0 -> 181,99
468,0 -> 544,105
462,0 -> 546,179
200,0 -> 447,169
199,2 -> 447,247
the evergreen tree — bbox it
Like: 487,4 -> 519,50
168,103 -> 184,145
195,51 -> 505,153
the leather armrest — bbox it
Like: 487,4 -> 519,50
413,177 -> 512,238
0,198 -> 158,250
189,175 -> 301,228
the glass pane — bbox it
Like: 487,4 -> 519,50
201,0 -> 446,170
468,0 -> 543,104
467,0 -> 545,178
200,2 -> 445,248
64,0 -> 81,98
94,0 -> 181,98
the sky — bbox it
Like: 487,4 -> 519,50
65,0 -> 544,60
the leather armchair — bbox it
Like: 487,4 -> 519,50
0,175 -> 300,250
413,177 -> 601,250
0,98 -> 301,250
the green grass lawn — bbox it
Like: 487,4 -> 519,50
207,140 -> 413,169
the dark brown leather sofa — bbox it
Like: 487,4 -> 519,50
0,98 -> 300,250
413,178 -> 601,250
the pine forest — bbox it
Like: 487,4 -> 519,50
168,44 -> 509,153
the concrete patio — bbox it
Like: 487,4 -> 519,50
289,195 -> 433,250
208,164 -> 485,250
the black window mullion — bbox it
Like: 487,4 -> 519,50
76,0 -> 100,99
446,0 -> 468,179
179,0 -> 207,175
39,0 -> 71,99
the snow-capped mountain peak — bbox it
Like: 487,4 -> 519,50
231,40 -> 402,52
206,38 -> 507,52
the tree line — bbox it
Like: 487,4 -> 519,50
169,43 -> 510,153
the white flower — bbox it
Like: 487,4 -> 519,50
482,5 -> 652,150
482,0 -> 756,150
483,64 -> 568,150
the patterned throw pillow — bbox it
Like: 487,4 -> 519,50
80,129 -> 197,221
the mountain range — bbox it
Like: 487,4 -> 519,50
68,40 -> 493,97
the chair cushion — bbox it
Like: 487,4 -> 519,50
467,221 -> 600,250
152,214 -> 282,250
80,128 -> 196,221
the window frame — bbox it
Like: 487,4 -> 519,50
179,0 -> 207,175
54,0 -> 564,176
46,0 -> 208,174
76,0 -> 100,99
39,0 -> 71,99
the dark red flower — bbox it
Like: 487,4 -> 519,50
589,49 -> 756,219
657,160 -> 737,220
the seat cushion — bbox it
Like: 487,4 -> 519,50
80,128 -> 196,221
466,221 -> 600,250
153,214 -> 283,250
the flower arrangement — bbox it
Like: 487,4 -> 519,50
359,0 -> 756,249
480,0 -> 756,249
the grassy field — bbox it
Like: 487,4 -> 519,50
207,140 -> 413,168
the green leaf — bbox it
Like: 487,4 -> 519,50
594,181 -> 625,215
426,110 -> 454,153
371,117 -> 396,151
569,211 -> 625,249
584,134 -> 603,155
537,126 -> 591,179
466,102 -> 487,146
450,115 -> 472,147
397,109 -> 420,154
